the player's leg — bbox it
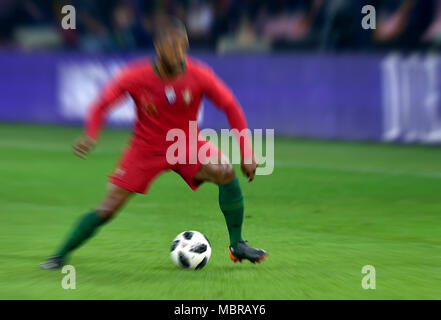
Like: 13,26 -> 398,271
193,157 -> 244,246
190,152 -> 267,263
40,183 -> 133,269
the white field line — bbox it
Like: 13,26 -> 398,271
1,139 -> 441,179
276,160 -> 441,179
0,198 -> 160,210
0,199 -> 83,211
0,140 -> 116,154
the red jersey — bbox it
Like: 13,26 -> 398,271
86,57 -> 253,161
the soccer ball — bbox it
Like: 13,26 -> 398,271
170,231 -> 211,270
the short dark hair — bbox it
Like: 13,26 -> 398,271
153,16 -> 188,44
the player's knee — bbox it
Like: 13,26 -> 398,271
96,207 -> 118,220
217,163 -> 235,184
95,197 -> 123,220
96,183 -> 132,220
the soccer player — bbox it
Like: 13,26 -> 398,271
41,17 -> 267,269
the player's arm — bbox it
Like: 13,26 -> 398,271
200,66 -> 257,181
73,71 -> 129,159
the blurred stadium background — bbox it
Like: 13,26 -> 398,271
0,0 -> 440,300
1,0 -> 441,141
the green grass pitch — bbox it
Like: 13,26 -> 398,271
0,123 -> 440,299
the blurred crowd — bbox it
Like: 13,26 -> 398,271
1,0 -> 441,52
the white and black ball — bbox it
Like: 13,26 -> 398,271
170,231 -> 211,270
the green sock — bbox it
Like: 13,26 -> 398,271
218,176 -> 244,249
55,210 -> 108,258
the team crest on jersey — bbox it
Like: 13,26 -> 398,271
165,86 -> 176,104
182,88 -> 192,105
141,90 -> 158,116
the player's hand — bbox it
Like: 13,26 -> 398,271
72,135 -> 96,159
241,156 -> 258,182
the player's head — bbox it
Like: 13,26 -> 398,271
153,17 -> 189,73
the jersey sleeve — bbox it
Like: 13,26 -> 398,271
85,69 -> 131,140
198,64 -> 254,162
